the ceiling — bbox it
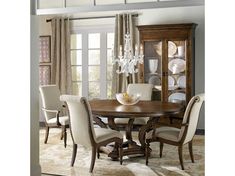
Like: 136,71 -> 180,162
36,0 -> 204,15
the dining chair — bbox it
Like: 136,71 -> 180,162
60,95 -> 123,173
145,93 -> 204,170
114,83 -> 153,126
39,85 -> 69,148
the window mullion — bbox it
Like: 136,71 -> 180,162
82,32 -> 88,98
100,32 -> 107,99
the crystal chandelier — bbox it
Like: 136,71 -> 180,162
113,33 -> 144,76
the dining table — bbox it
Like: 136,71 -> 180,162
89,99 -> 184,159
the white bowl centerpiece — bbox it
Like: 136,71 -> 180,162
116,93 -> 141,105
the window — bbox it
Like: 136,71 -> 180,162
88,33 -> 101,98
71,34 -> 82,96
71,27 -> 114,99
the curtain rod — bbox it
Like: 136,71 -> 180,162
46,14 -> 138,22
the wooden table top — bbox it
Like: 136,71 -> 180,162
89,99 -> 184,118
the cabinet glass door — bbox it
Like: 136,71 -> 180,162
144,40 -> 162,100
167,40 -> 186,104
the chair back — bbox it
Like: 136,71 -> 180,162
39,85 -> 63,122
127,83 -> 153,101
179,93 -> 205,144
60,95 -> 96,148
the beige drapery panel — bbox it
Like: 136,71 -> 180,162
111,14 -> 138,98
51,17 -> 72,94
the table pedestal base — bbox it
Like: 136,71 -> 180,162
99,117 -> 155,160
99,140 -> 151,160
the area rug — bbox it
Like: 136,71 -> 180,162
40,128 -> 204,176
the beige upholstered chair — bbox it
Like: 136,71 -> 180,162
114,83 -> 153,125
39,85 -> 69,147
145,93 -> 205,170
60,95 -> 123,173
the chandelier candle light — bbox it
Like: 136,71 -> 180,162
113,33 -> 144,76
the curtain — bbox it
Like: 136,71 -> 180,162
51,17 -> 72,94
111,14 -> 138,98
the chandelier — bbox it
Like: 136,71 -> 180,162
113,33 -> 144,76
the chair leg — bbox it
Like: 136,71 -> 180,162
62,126 -> 67,148
119,142 -> 123,165
71,144 -> 77,166
145,141 -> 150,165
188,141 -> 194,163
178,146 -> 184,170
60,127 -> 64,140
170,118 -> 173,124
44,126 -> 49,144
97,148 -> 100,159
160,142 -> 164,158
89,146 -> 96,173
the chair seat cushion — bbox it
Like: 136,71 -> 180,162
94,128 -> 123,143
114,117 -> 148,125
146,126 -> 180,142
47,116 -> 69,126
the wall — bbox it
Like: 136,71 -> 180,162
38,15 -> 53,122
39,5 -> 205,129
31,15 -> 41,176
39,15 -> 52,36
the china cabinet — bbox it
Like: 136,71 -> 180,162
137,23 -> 197,105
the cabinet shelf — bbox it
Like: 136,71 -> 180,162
146,72 -> 162,76
153,87 -> 186,92
168,55 -> 185,59
168,88 -> 186,93
168,72 -> 185,76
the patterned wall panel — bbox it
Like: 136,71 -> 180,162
39,66 -> 51,85
39,36 -> 51,63
39,36 -> 51,85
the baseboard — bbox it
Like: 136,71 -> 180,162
195,129 -> 205,135
40,122 -> 45,127
41,173 -> 65,176
30,163 -> 41,176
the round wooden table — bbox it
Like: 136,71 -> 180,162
90,99 -> 184,158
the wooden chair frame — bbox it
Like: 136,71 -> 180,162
145,96 -> 203,170
42,105 -> 69,148
66,98 -> 123,173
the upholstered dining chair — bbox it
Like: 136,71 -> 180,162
114,83 -> 153,126
39,85 -> 69,147
145,93 -> 205,170
60,95 -> 123,173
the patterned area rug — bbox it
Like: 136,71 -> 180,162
40,128 -> 204,176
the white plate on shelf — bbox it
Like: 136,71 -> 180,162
168,92 -> 186,102
168,41 -> 177,56
168,85 -> 179,90
148,75 -> 161,85
154,41 -> 177,57
168,59 -> 186,74
168,76 -> 175,87
177,75 -> 186,88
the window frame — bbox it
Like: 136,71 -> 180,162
71,25 -> 114,99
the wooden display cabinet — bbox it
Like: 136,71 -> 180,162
137,23 -> 197,125
137,23 -> 197,104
